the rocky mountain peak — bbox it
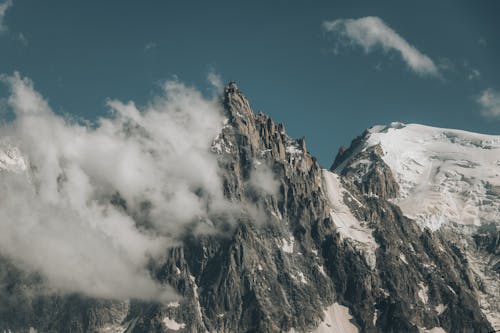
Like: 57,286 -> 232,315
0,90 -> 498,332
339,122 -> 500,229
223,81 -> 254,124
335,122 -> 500,329
217,82 -> 316,175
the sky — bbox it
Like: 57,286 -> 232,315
1,0 -> 499,166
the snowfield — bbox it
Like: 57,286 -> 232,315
365,123 -> 500,230
322,170 -> 378,269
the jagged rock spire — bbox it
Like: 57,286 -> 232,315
224,81 -> 239,94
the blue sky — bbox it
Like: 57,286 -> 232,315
0,0 -> 499,166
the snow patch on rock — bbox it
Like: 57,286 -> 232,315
399,253 -> 408,264
435,303 -> 447,315
418,282 -> 429,304
312,303 -> 359,333
322,170 -> 378,269
167,301 -> 180,308
365,123 -> 500,230
418,327 -> 447,333
317,264 -> 327,277
162,317 -> 186,331
280,237 -> 295,254
189,274 -> 203,320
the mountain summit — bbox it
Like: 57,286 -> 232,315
333,122 -> 500,330
335,123 -> 500,229
0,84 -> 498,333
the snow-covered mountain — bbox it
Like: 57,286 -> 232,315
333,122 -> 500,329
0,84 -> 498,333
334,122 -> 500,231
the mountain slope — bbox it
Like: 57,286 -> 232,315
0,84 -> 497,333
334,122 -> 500,230
333,122 -> 500,329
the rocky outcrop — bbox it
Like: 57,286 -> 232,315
335,123 -> 500,332
332,142 -> 399,199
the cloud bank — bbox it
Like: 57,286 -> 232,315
477,88 -> 500,118
0,72 -> 230,301
323,16 -> 439,77
0,0 -> 12,32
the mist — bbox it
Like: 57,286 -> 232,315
0,72 -> 230,301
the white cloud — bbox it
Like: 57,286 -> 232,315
477,88 -> 500,118
323,16 -> 439,77
249,162 -> 280,197
207,70 -> 223,93
0,0 -> 13,33
468,69 -> 481,80
0,72 -> 235,301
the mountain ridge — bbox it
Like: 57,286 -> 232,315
332,121 -> 500,329
0,82 -> 497,332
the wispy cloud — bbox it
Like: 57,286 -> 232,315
437,57 -> 481,81
16,31 -> 28,45
0,0 -> 13,33
0,71 -> 238,301
207,70 -> 223,92
468,69 -> 481,80
477,88 -> 500,118
144,41 -> 157,52
323,16 -> 439,77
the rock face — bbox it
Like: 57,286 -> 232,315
332,123 -> 500,331
0,84 -> 497,333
